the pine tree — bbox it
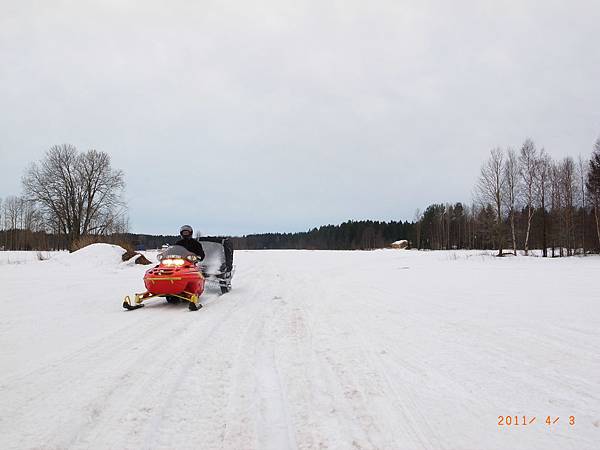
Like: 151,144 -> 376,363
587,138 -> 600,249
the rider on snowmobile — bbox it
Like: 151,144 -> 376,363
175,225 -> 205,260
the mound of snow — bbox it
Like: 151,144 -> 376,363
61,243 -> 128,267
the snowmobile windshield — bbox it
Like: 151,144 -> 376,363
159,245 -> 196,259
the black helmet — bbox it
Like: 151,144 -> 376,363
180,224 -> 193,237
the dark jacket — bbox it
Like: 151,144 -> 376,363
175,237 -> 205,260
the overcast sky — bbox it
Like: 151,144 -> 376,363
1,0 -> 599,236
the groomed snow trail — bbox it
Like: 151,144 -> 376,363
1,249 -> 599,449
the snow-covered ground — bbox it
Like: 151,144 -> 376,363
0,246 -> 599,450
0,250 -> 60,265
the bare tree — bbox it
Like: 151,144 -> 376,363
536,150 -> 552,257
22,200 -> 43,232
468,203 -> 477,249
503,148 -> 519,255
577,155 -> 588,254
445,203 -> 451,249
518,139 -> 538,255
560,157 -> 576,256
22,144 -> 126,248
477,148 -> 505,256
413,208 -> 422,249
3,196 -> 21,250
4,196 -> 20,230
549,161 -> 563,256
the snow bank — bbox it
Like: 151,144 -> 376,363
60,243 -> 128,267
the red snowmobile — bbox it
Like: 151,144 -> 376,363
123,245 -> 205,311
123,238 -> 234,311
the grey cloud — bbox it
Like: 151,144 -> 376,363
1,0 -> 599,235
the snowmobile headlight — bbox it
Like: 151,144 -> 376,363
162,258 -> 185,266
186,255 -> 197,262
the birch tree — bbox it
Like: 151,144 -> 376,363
503,148 -> 519,255
577,155 -> 588,254
413,209 -> 422,249
560,157 -> 576,256
536,150 -> 552,257
477,148 -> 505,256
518,139 -> 538,255
550,162 -> 563,256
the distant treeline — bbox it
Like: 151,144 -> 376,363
229,220 -> 413,250
414,202 -> 600,255
0,230 -> 181,252
3,137 -> 600,256
0,222 -> 414,251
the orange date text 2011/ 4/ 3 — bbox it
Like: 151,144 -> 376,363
497,416 -> 576,426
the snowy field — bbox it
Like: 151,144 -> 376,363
0,250 -> 60,265
0,246 -> 599,450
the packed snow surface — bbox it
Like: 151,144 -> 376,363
0,250 -> 59,265
66,243 -> 127,264
1,248 -> 599,449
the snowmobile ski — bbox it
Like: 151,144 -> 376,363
188,302 -> 202,311
123,296 -> 144,310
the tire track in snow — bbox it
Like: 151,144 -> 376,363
260,271 -> 382,449
302,304 -> 405,448
350,325 -> 444,450
216,263 -> 298,450
129,263 -> 269,450
252,300 -> 297,450
15,309 -> 207,450
0,281 -> 245,450
279,270 -> 440,449
75,267 -> 267,450
0,312 -> 178,416
330,281 -> 445,449
70,293 -> 239,450
137,292 -> 258,449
